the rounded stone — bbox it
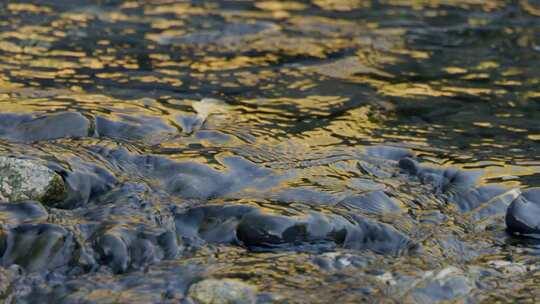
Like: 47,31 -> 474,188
0,157 -> 65,204
188,279 -> 257,304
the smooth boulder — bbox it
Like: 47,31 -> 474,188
0,112 -> 90,142
0,157 -> 65,204
506,188 -> 540,237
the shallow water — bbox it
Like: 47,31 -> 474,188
1,0 -> 540,303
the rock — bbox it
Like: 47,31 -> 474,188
398,157 -> 517,218
52,159 -> 116,209
0,224 -> 77,272
94,147 -> 285,201
411,267 -> 474,303
0,201 -> 48,224
0,112 -> 90,142
188,279 -> 257,304
175,204 -> 416,255
95,115 -> 174,141
0,157 -> 65,203
27,263 -> 203,303
339,190 -> 403,215
506,188 -> 540,237
92,223 -> 179,274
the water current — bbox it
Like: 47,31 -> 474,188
1,0 -> 540,303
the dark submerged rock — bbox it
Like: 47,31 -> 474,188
398,157 -> 516,218
0,112 -> 177,144
95,115 -> 173,141
175,204 -> 416,255
0,112 -> 90,142
95,147 -> 285,200
506,188 -> 540,237
339,190 -> 402,215
0,224 -> 77,273
92,223 -> 180,274
398,158 -> 481,197
51,160 -> 117,209
174,205 -> 253,245
77,183 -> 180,274
0,201 -> 48,224
23,263 -> 202,303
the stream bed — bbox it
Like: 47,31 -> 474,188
1,1 -> 540,303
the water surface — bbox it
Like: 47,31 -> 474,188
1,0 -> 540,303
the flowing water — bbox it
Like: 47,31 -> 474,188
1,0 -> 540,303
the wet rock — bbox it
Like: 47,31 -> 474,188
175,204 -> 415,255
188,279 -> 257,304
506,188 -> 540,237
398,157 -> 517,217
469,188 -> 521,223
51,160 -> 117,209
433,236 -> 479,262
0,224 -> 77,272
411,267 -> 474,303
95,115 -> 174,142
357,161 -> 393,178
344,214 -> 416,255
95,147 -> 285,201
193,130 -> 232,143
398,158 -> 481,197
236,212 -> 318,248
24,263 -> 202,303
339,190 -> 403,215
92,223 -> 180,274
0,157 -> 65,204
175,205 -> 253,246
0,201 -> 48,224
165,156 -> 286,200
0,112 -> 90,142
80,182 -> 179,269
449,185 -> 513,214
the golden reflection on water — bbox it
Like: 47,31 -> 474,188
0,0 -> 540,302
